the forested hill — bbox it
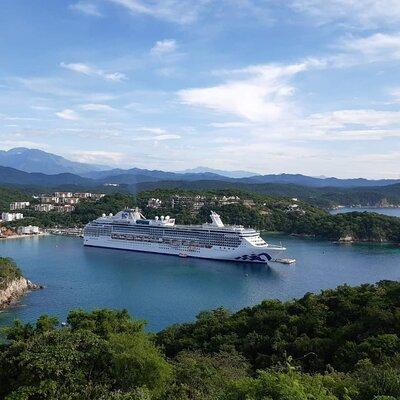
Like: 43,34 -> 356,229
157,280 -> 400,374
0,186 -> 31,211
2,167 -> 400,208
133,180 -> 400,208
1,280 -> 400,399
6,189 -> 400,242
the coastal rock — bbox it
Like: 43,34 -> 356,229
338,235 -> 354,243
0,276 -> 42,309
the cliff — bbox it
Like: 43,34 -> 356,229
0,276 -> 41,309
0,257 -> 42,309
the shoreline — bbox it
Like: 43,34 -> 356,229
0,277 -> 42,310
0,232 -> 49,241
262,231 -> 399,245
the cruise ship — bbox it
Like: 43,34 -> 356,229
83,208 -> 286,263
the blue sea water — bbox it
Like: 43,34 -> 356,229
330,207 -> 400,217
0,235 -> 399,331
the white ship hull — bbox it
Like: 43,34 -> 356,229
83,235 -> 284,263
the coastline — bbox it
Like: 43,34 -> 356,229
0,232 -> 49,241
0,276 -> 42,310
263,231 -> 399,245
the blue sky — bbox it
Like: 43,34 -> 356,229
1,0 -> 400,178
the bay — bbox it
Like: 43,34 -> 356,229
0,235 -> 399,331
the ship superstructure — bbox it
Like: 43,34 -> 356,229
83,208 -> 285,263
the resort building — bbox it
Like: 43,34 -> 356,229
74,192 -> 92,198
61,197 -> 79,205
40,196 -> 59,204
54,192 -> 73,198
1,212 -> 24,222
147,198 -> 162,209
17,225 -> 40,235
34,204 -> 54,212
10,201 -> 30,210
53,205 -> 75,213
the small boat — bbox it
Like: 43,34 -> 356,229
179,253 -> 188,258
272,258 -> 296,264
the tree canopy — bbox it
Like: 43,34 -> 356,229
1,281 -> 400,399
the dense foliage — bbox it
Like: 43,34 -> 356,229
132,180 -> 400,208
0,257 -> 22,290
3,187 -> 400,242
158,280 -> 400,373
137,189 -> 400,242
1,281 -> 400,399
0,186 -> 31,213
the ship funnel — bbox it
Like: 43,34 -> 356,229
132,207 -> 142,221
210,211 -> 224,227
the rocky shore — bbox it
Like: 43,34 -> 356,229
0,276 -> 42,310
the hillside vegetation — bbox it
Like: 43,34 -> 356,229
132,180 -> 400,208
0,257 -> 22,290
1,281 -> 400,399
0,187 -> 31,212
3,188 -> 400,242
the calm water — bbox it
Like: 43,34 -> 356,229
330,207 -> 400,217
1,235 -> 399,331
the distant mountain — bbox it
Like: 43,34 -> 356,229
1,164 -> 400,208
0,166 -> 93,187
0,148 -> 109,175
1,147 -> 399,189
84,168 -> 229,183
240,173 -> 400,188
178,166 -> 258,179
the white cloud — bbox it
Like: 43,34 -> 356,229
0,140 -> 49,150
389,87 -> 400,103
80,103 -> 116,112
338,33 -> 400,61
70,150 -> 127,165
107,0 -> 211,24
133,127 -> 181,140
179,63 -> 309,122
154,134 -> 181,140
69,1 -> 102,17
151,39 -> 177,56
307,109 -> 400,129
15,77 -> 83,97
60,62 -> 127,82
209,121 -> 251,128
56,109 -> 80,120
290,0 -> 400,27
137,127 -> 167,134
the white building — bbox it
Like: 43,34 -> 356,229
54,192 -> 73,198
34,204 -> 54,212
54,205 -> 75,213
1,212 -> 24,222
18,225 -> 40,235
61,197 -> 79,205
10,201 -> 30,210
147,198 -> 162,209
74,192 -> 92,199
40,196 -> 59,204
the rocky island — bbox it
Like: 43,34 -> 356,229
0,257 -> 41,309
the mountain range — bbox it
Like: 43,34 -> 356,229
177,167 -> 258,179
0,148 -> 108,175
0,147 -> 399,189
